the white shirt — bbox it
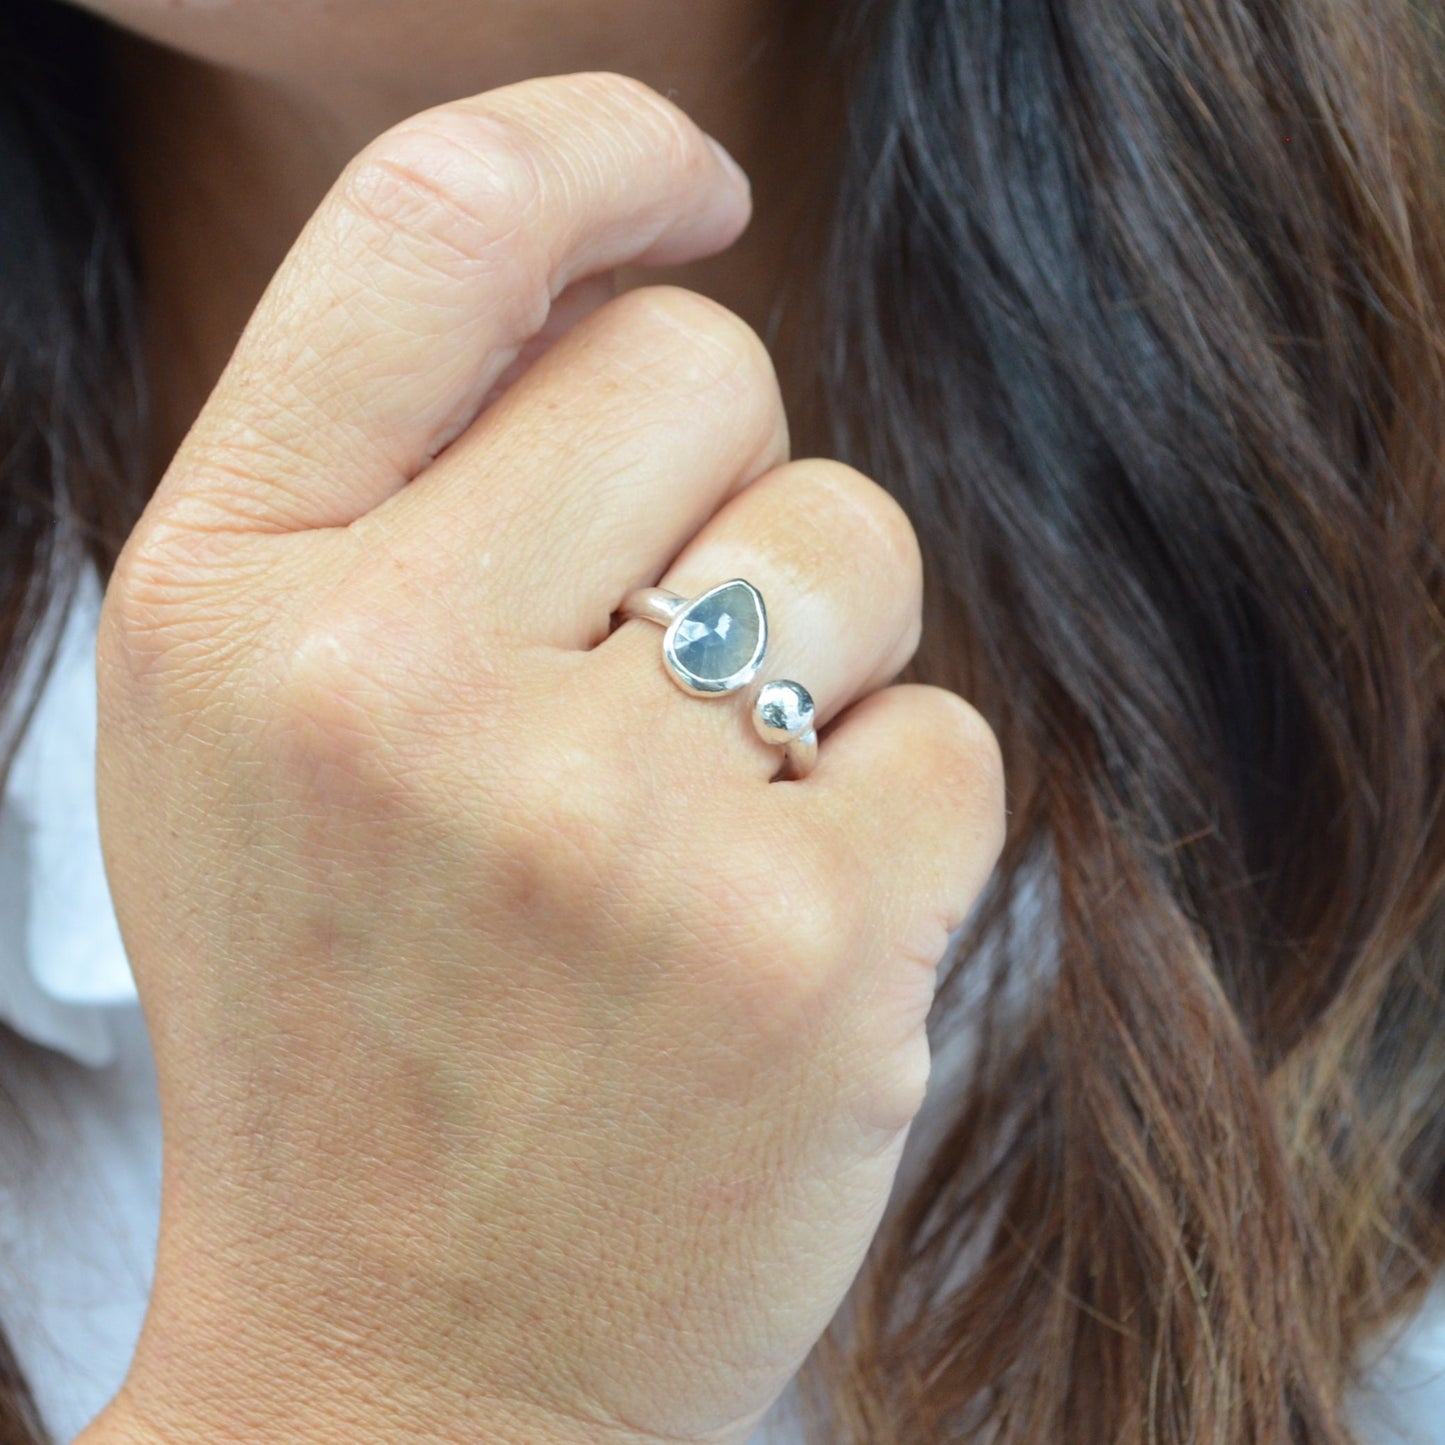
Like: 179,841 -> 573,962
0,569 -> 1438,1443
0,566 -> 159,1443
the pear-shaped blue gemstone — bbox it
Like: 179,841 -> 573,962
671,582 -> 762,683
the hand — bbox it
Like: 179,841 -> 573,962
88,72 -> 1005,1445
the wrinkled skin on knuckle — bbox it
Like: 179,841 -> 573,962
337,109 -> 546,323
102,522 -> 203,656
99,532 -> 180,684
99,518 -> 264,699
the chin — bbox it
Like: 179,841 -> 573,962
66,0 -> 472,88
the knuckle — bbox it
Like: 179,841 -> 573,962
99,520 -> 245,681
768,876 -> 862,984
706,844 -> 866,1049
341,108 -> 544,291
607,285 -> 781,407
102,523 -> 181,653
263,606 -> 425,813
847,1034 -> 933,1153
790,460 -> 923,587
490,737 -> 645,922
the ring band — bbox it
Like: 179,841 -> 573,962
618,579 -> 818,780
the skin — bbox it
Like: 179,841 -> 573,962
55,9 -> 1007,1444
83,0 -> 830,481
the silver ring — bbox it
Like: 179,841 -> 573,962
618,579 -> 818,780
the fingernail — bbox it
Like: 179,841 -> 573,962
705,134 -> 750,194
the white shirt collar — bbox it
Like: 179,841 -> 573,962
0,563 -> 137,1068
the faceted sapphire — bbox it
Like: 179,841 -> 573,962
669,581 -> 763,685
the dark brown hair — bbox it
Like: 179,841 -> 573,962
0,0 -> 146,765
3,0 -> 1445,1441
0,2 -> 147,1438
790,0 -> 1445,1438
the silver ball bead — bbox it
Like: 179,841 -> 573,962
753,679 -> 816,743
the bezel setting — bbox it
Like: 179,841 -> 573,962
660,579 -> 769,696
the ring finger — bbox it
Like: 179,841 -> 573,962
596,459 -> 924,780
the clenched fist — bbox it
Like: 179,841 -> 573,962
85,72 -> 1005,1445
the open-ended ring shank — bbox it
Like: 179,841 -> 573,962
618,583 -> 818,780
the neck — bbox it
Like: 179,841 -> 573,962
101,12 -> 837,487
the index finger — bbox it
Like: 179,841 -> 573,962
153,72 -> 751,535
